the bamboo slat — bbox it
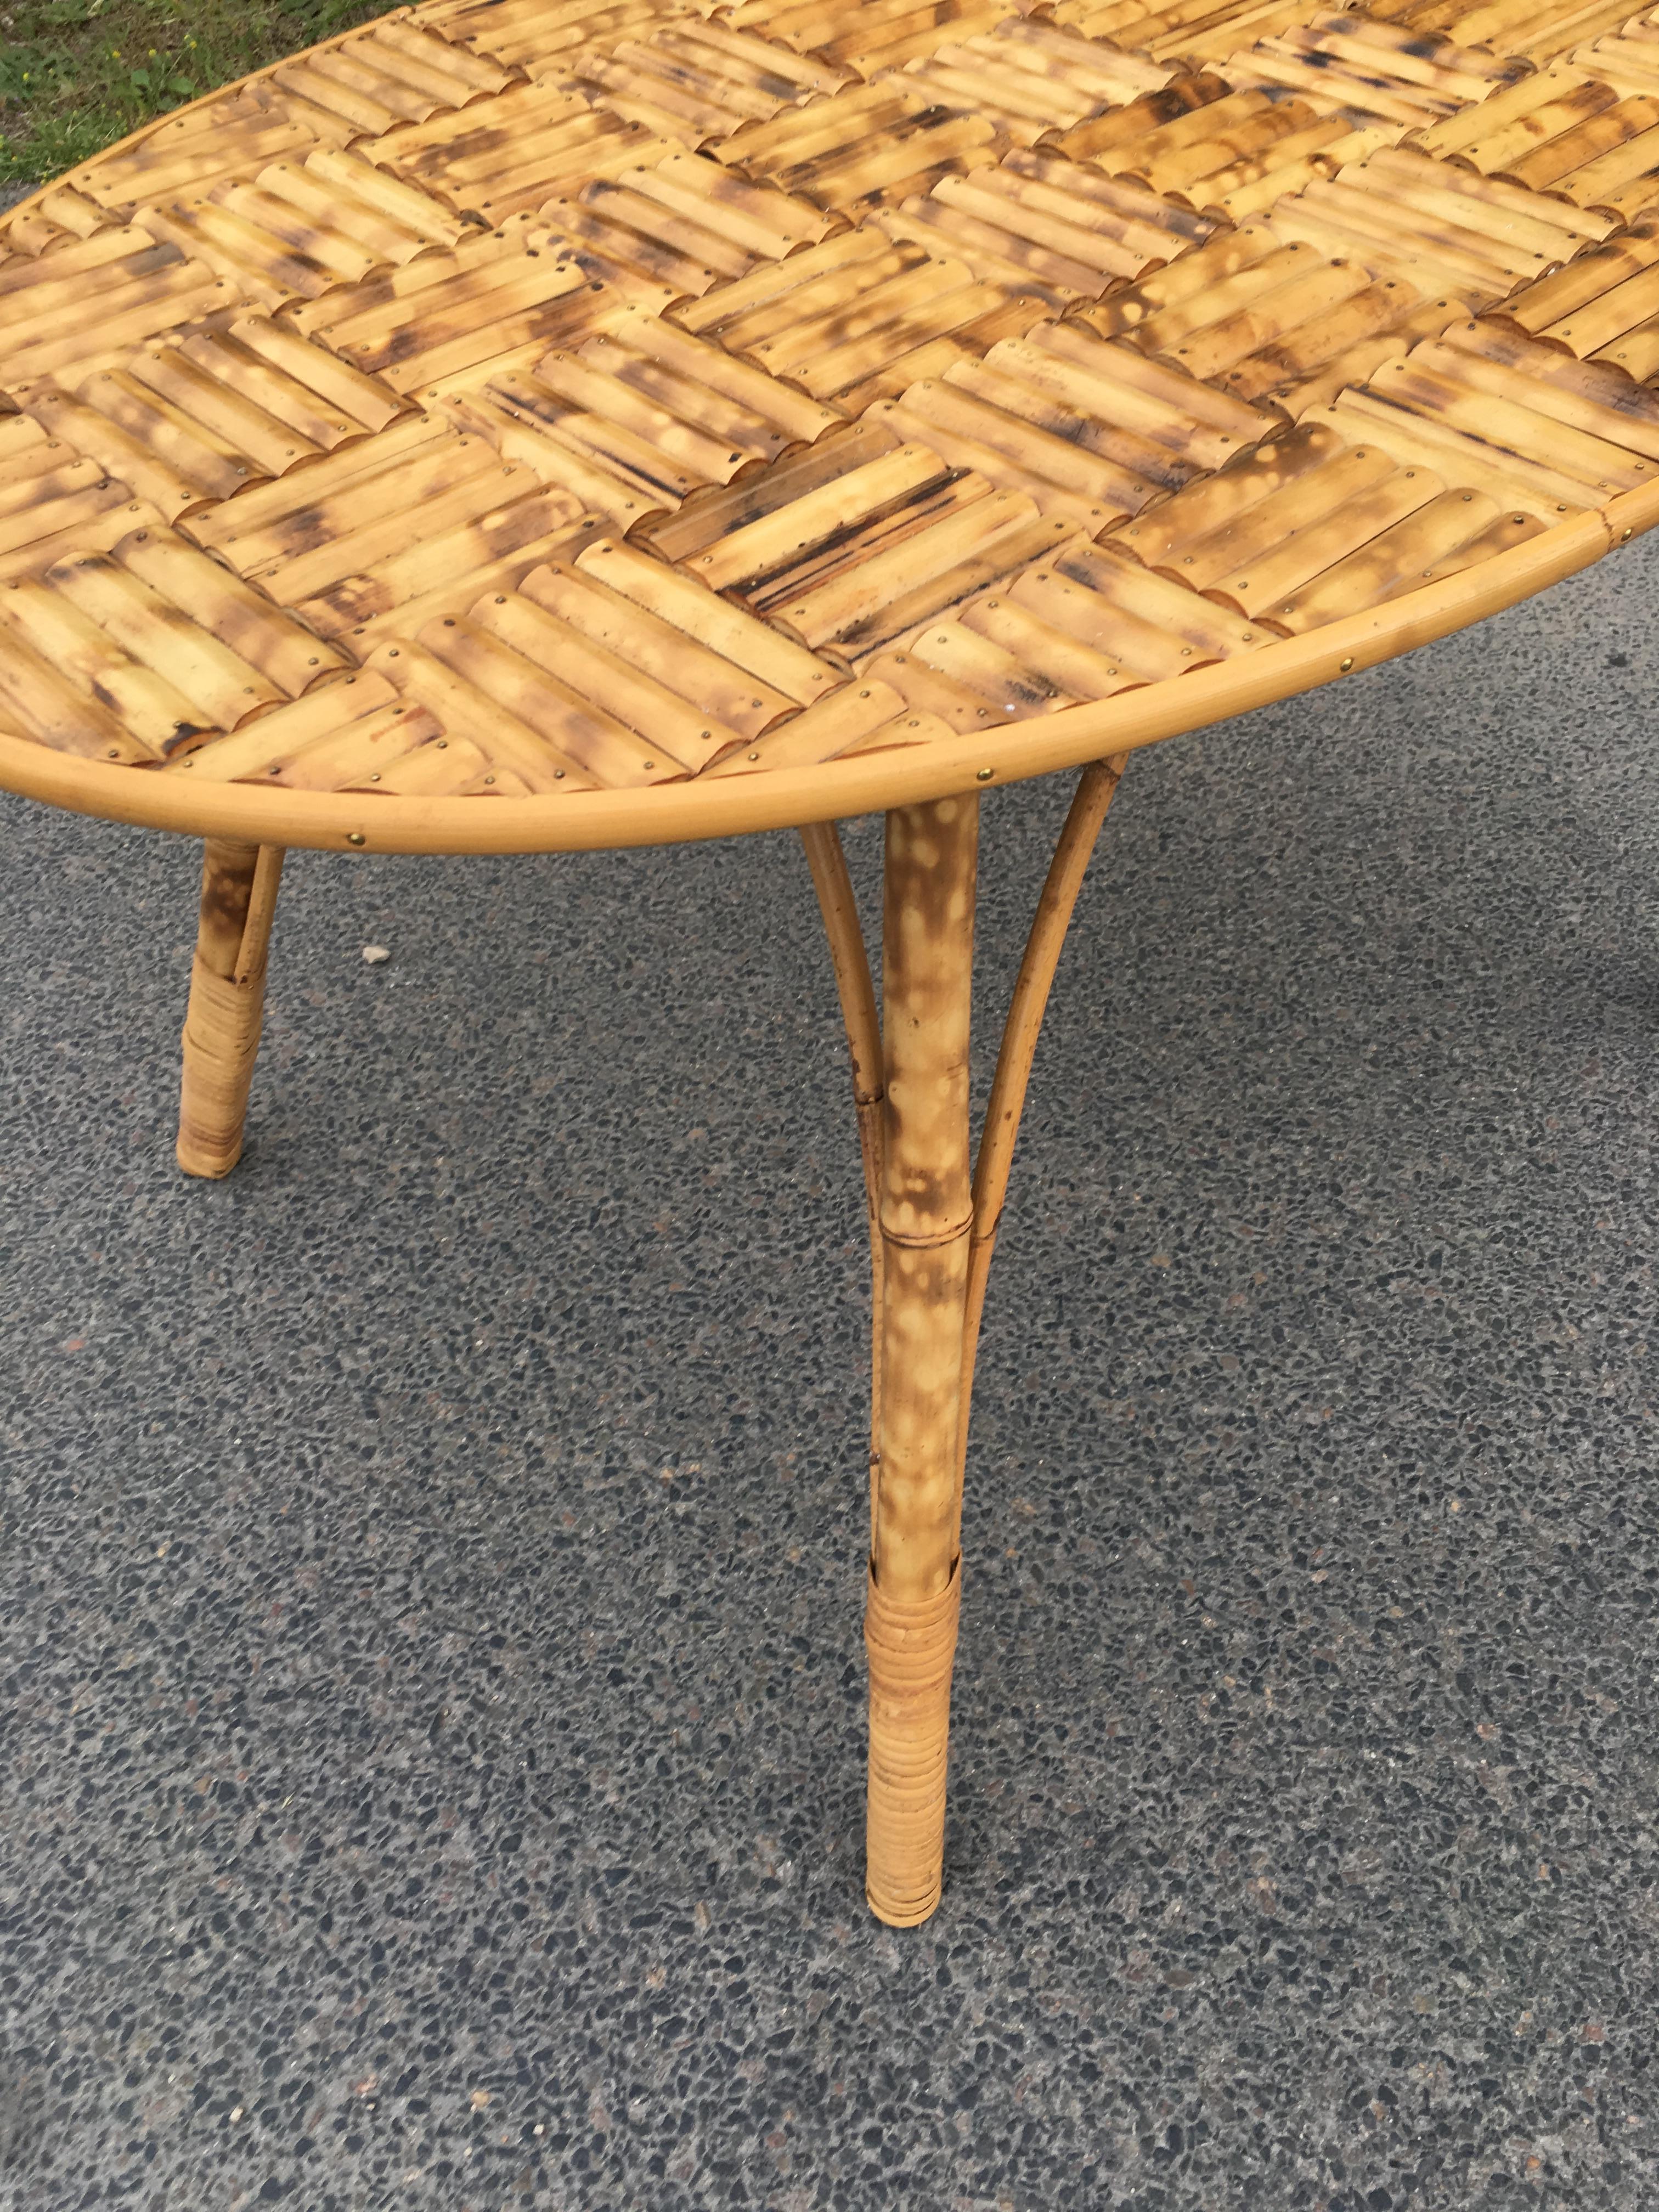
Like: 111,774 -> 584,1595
0,237 -> 235,389
1572,23 -> 1659,99
73,317 -> 405,493
313,490 -> 608,641
718,84 -> 1011,210
1309,387 -> 1600,510
866,380 -> 1150,531
997,534 -> 1268,679
181,534 -> 845,797
853,648 -> 1009,730
726,0 -> 1020,74
136,148 -> 470,319
1218,16 -> 1524,124
896,152 -> 1217,298
1235,291 -> 1476,415
547,22 -> 854,150
0,511 -> 343,757
270,20 -> 516,146
707,678 -> 945,770
955,600 -> 1143,702
1101,413 -> 1481,622
364,636 -> 602,787
386,613 -> 668,785
883,21 -> 1172,149
12,373 -> 259,516
439,387 -> 655,518
1388,0 -> 1627,58
533,308 -> 841,479
410,0 -> 667,72
166,668 -> 398,780
289,220 -> 625,392
652,420 -> 1086,658
1056,0 -> 1328,53
966,320 -> 1273,478
0,416 -> 157,583
2,187 -> 120,259
1255,484 -> 1533,624
365,83 -> 684,224
1357,345 -> 1657,493
722,252 -> 1040,404
70,89 -> 326,213
1204,112 -> 1403,222
671,438 -> 961,589
887,618 -> 1075,717
0,223 -> 167,304
1440,309 -> 1659,434
166,404 -> 606,640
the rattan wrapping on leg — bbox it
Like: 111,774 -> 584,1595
864,1554 -> 962,1928
177,839 -> 285,1178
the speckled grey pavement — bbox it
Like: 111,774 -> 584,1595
3,532 -> 1658,2212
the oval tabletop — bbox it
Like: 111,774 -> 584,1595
2,0 -> 1657,853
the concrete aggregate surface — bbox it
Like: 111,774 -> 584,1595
2,537 -> 1658,2211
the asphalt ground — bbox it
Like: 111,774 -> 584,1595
2,531 -> 1658,2211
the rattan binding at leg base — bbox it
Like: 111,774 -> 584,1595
176,840 -> 284,1180
864,1555 -> 962,1928
178,961 -> 266,1178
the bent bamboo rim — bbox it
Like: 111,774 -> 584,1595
0,505 -> 1619,851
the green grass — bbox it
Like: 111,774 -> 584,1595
0,0 -> 399,190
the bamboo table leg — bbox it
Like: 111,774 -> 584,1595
804,761 -> 1130,1925
866,794 -> 979,1926
177,839 -> 285,1180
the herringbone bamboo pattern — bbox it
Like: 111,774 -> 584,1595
5,0 -> 1659,803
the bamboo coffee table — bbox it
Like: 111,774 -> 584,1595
3,0 -> 1656,1923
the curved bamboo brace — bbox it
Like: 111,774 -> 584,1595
177,839 -> 285,1178
952,756 -> 1128,1554
798,822 -> 886,1550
